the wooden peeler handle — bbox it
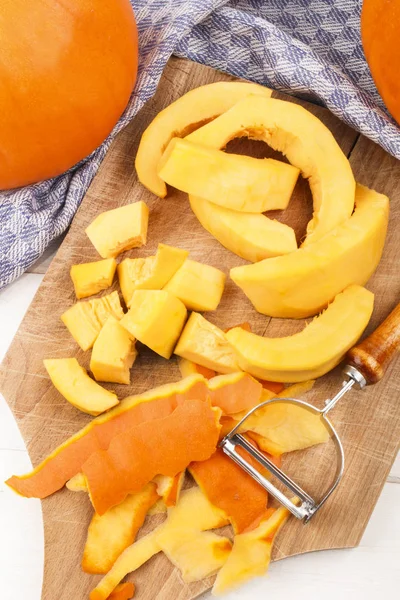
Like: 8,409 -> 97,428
346,302 -> 400,385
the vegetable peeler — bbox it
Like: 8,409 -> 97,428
220,302 -> 400,522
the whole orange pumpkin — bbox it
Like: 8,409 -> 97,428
361,0 -> 400,125
0,0 -> 138,190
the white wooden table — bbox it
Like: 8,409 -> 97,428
1,270 -> 399,600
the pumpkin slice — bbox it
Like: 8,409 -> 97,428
70,258 -> 117,299
153,472 -> 185,507
6,374 -> 208,499
86,202 -> 149,259
212,506 -> 291,595
118,244 -> 188,307
208,372 -> 262,415
91,487 -> 229,600
178,357 -> 216,380
175,312 -> 240,374
164,259 -> 226,311
158,137 -> 299,212
90,316 -> 137,385
231,184 -> 389,318
159,530 -> 232,583
107,583 -> 135,600
121,290 -> 187,359
190,447 -> 268,533
226,285 -> 374,382
190,195 -> 298,262
61,290 -> 124,351
135,81 -> 272,198
82,482 -> 159,574
43,358 -> 119,416
82,399 -> 221,514
187,95 -> 355,245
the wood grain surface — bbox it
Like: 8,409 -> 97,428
1,58 -> 399,600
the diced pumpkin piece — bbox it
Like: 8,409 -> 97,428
121,290 -> 187,359
178,357 -> 216,380
208,372 -> 262,415
82,482 -> 159,574
66,472 -> 88,492
158,137 -> 299,212
70,258 -> 117,299
82,399 -> 221,514
212,506 -> 291,595
190,447 -> 268,533
164,259 -> 226,311
6,374 -> 209,499
226,286 -> 374,382
118,244 -> 188,307
90,317 -> 137,385
153,472 -> 185,507
230,184 -> 389,318
135,81 -> 272,198
86,202 -> 149,259
43,358 -> 119,416
160,530 -> 232,583
107,583 -> 135,600
190,195 -> 298,262
61,291 -> 124,351
187,95 -> 355,246
91,487 -> 229,600
175,312 -> 240,374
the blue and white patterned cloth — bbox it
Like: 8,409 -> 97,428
1,0 -> 399,289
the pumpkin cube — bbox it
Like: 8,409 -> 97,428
70,258 -> 117,299
164,259 -> 226,311
118,243 -> 188,307
120,290 -> 187,359
175,312 -> 239,374
61,291 -> 124,351
86,201 -> 149,258
44,358 -> 119,416
90,316 -> 137,385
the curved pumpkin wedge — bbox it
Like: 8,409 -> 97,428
226,285 -> 374,382
212,505 -> 291,596
82,482 -> 159,574
190,195 -> 297,262
91,487 -> 229,600
208,372 -> 263,415
158,137 -> 299,212
135,81 -> 272,198
231,184 -> 389,318
83,399 -> 221,514
187,95 -> 355,245
6,374 -> 208,499
108,583 -> 135,600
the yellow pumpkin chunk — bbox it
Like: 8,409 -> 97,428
158,137 -> 299,212
90,487 -> 229,600
61,290 -> 124,351
70,258 -> 117,299
190,195 -> 298,262
86,202 -> 149,259
121,290 -> 187,359
231,184 -> 389,318
118,244 -> 188,307
187,95 -> 355,245
226,285 -> 374,382
44,358 -> 119,416
175,312 -> 240,374
135,81 -> 272,198
212,506 -> 291,595
90,317 -> 137,385
82,482 -> 159,574
164,259 -> 226,311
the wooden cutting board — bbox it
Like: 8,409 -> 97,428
1,57 -> 399,600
